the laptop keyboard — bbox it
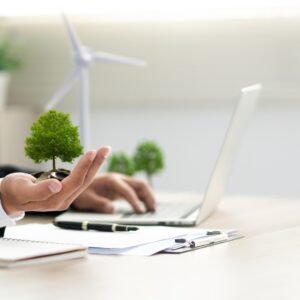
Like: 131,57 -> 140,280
121,201 -> 199,219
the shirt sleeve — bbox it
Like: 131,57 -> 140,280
0,178 -> 25,227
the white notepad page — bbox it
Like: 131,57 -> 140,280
0,238 -> 87,268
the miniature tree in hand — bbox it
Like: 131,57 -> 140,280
133,141 -> 164,186
107,151 -> 135,176
25,110 -> 83,171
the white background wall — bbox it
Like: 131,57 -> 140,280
2,15 -> 300,197
86,106 -> 300,197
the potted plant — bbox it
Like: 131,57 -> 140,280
24,110 -> 83,181
133,141 -> 164,186
0,35 -> 21,109
107,151 -> 135,176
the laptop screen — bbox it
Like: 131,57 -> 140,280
196,84 -> 262,224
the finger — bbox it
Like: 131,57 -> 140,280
22,199 -> 69,212
73,192 -> 114,214
124,177 -> 156,212
83,146 -> 112,185
54,148 -> 100,201
111,179 -> 146,213
61,146 -> 112,207
62,149 -> 98,191
22,200 -> 54,212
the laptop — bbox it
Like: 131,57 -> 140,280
56,84 -> 262,226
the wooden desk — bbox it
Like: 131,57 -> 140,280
1,195 -> 300,300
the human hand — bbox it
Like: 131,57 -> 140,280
0,146 -> 111,215
72,173 -> 156,214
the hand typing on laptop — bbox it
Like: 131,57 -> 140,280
72,173 -> 155,214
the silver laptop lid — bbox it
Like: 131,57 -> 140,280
196,84 -> 262,224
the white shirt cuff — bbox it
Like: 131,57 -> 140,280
0,199 -> 25,227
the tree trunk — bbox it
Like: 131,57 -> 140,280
147,174 -> 153,187
52,156 -> 56,171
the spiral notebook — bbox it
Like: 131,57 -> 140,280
0,237 -> 87,268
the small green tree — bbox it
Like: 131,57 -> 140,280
107,151 -> 135,176
133,141 -> 164,185
24,110 -> 83,171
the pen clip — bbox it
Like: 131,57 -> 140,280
190,233 -> 229,248
174,233 -> 229,249
173,238 -> 194,249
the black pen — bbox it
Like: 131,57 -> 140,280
54,221 -> 139,232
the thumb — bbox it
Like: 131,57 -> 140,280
26,178 -> 62,201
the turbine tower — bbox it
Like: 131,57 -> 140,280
45,14 -> 146,150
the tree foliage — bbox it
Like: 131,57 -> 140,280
107,151 -> 135,176
24,110 -> 83,170
133,141 -> 164,184
0,38 -> 21,72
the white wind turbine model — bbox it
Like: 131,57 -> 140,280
45,14 -> 146,150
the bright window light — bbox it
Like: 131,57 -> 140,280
2,0 -> 300,20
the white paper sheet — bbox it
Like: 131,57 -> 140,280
5,224 -> 208,249
89,238 -> 178,256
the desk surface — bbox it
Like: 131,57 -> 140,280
1,195 -> 300,300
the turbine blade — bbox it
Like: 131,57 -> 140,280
45,69 -> 79,111
62,13 -> 82,53
91,51 -> 147,67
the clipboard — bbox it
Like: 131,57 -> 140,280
162,232 -> 243,254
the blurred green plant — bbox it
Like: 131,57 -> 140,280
107,151 -> 135,176
24,110 -> 83,171
133,141 -> 164,186
0,37 -> 21,72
